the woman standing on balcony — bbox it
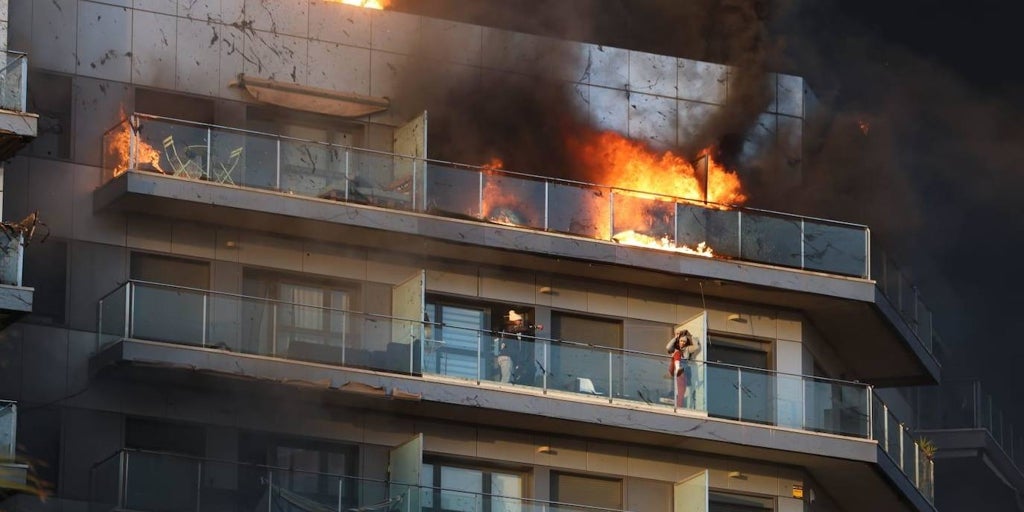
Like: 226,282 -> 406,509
667,328 -> 700,408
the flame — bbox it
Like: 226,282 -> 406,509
567,131 -> 747,207
858,120 -> 871,135
333,0 -> 390,9
480,158 -> 539,226
106,108 -> 165,176
611,231 -> 714,257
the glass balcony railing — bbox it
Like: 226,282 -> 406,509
0,51 -> 27,113
90,449 -> 621,512
918,380 -> 1024,474
872,395 -> 935,503
0,234 -> 24,287
102,114 -> 870,279
97,281 -> 933,502
102,114 -> 949,362
0,400 -> 15,461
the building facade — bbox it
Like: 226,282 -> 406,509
0,2 -> 947,512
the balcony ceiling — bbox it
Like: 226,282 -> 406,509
96,172 -> 938,385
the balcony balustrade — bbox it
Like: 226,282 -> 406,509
90,449 -> 618,512
96,281 -> 933,503
101,114 -> 943,364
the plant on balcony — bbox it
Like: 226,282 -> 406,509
918,437 -> 937,460
0,211 -> 48,248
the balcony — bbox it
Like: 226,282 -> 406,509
93,281 -> 934,509
0,235 -> 32,327
917,381 -> 1024,498
90,449 -> 616,512
0,51 -> 37,160
0,400 -> 29,492
95,114 -> 939,384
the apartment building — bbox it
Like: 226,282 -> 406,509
0,1 -> 946,511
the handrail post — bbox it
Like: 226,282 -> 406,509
271,303 -> 278,357
201,293 -> 209,348
344,149 -> 350,202
737,368 -> 743,421
607,349 -> 613,403
867,385 -> 874,440
478,171 -> 484,219
275,139 -> 282,190
737,211 -> 743,257
411,159 -> 418,211
543,181 -> 550,231
476,330 -> 482,384
18,54 -> 27,111
206,127 -> 212,179
126,283 -> 133,338
542,339 -> 548,394
800,219 -> 805,270
119,450 -> 128,510
865,227 -> 872,279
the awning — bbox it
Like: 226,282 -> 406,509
232,73 -> 390,117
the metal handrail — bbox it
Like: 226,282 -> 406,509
127,113 -> 868,229
97,448 -> 629,512
114,279 -> 871,388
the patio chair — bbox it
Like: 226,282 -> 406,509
162,135 -> 204,179
213,147 -> 242,185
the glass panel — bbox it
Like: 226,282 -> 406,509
481,172 -> 546,229
740,212 -> 801,268
278,139 -> 344,198
707,363 -> 739,420
136,117 -> 210,179
902,429 -> 915,474
0,402 -> 14,459
440,466 -> 483,512
269,467 -> 340,512
614,350 -> 675,410
813,380 -> 869,437
886,411 -> 901,458
547,182 -> 612,240
347,149 -> 415,210
0,53 -> 26,112
610,192 -> 675,245
802,221 -> 867,277
0,235 -> 23,286
549,342 -> 609,398
206,294 -> 244,353
124,451 -> 199,512
676,203 -> 740,258
132,284 -> 206,346
737,368 -> 774,425
99,285 -> 128,350
199,459 -> 249,512
220,128 -> 279,190
917,301 -> 933,351
871,395 -> 886,448
775,373 -> 802,429
424,163 -> 481,219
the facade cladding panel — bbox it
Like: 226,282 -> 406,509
0,1 -> 956,512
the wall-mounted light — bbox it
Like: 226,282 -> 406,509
538,286 -> 553,295
536,446 -> 556,455
727,471 -> 747,480
727,313 -> 748,324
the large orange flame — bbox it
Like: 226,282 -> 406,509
106,109 -> 165,176
567,131 -> 747,207
332,0 -> 390,9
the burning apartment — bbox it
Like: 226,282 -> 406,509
0,1 -> 970,511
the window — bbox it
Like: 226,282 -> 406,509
551,472 -> 622,510
136,88 -> 215,124
708,491 -> 774,512
27,72 -> 72,159
421,461 -> 525,512
125,417 -> 205,456
706,336 -> 773,424
423,302 -> 489,379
